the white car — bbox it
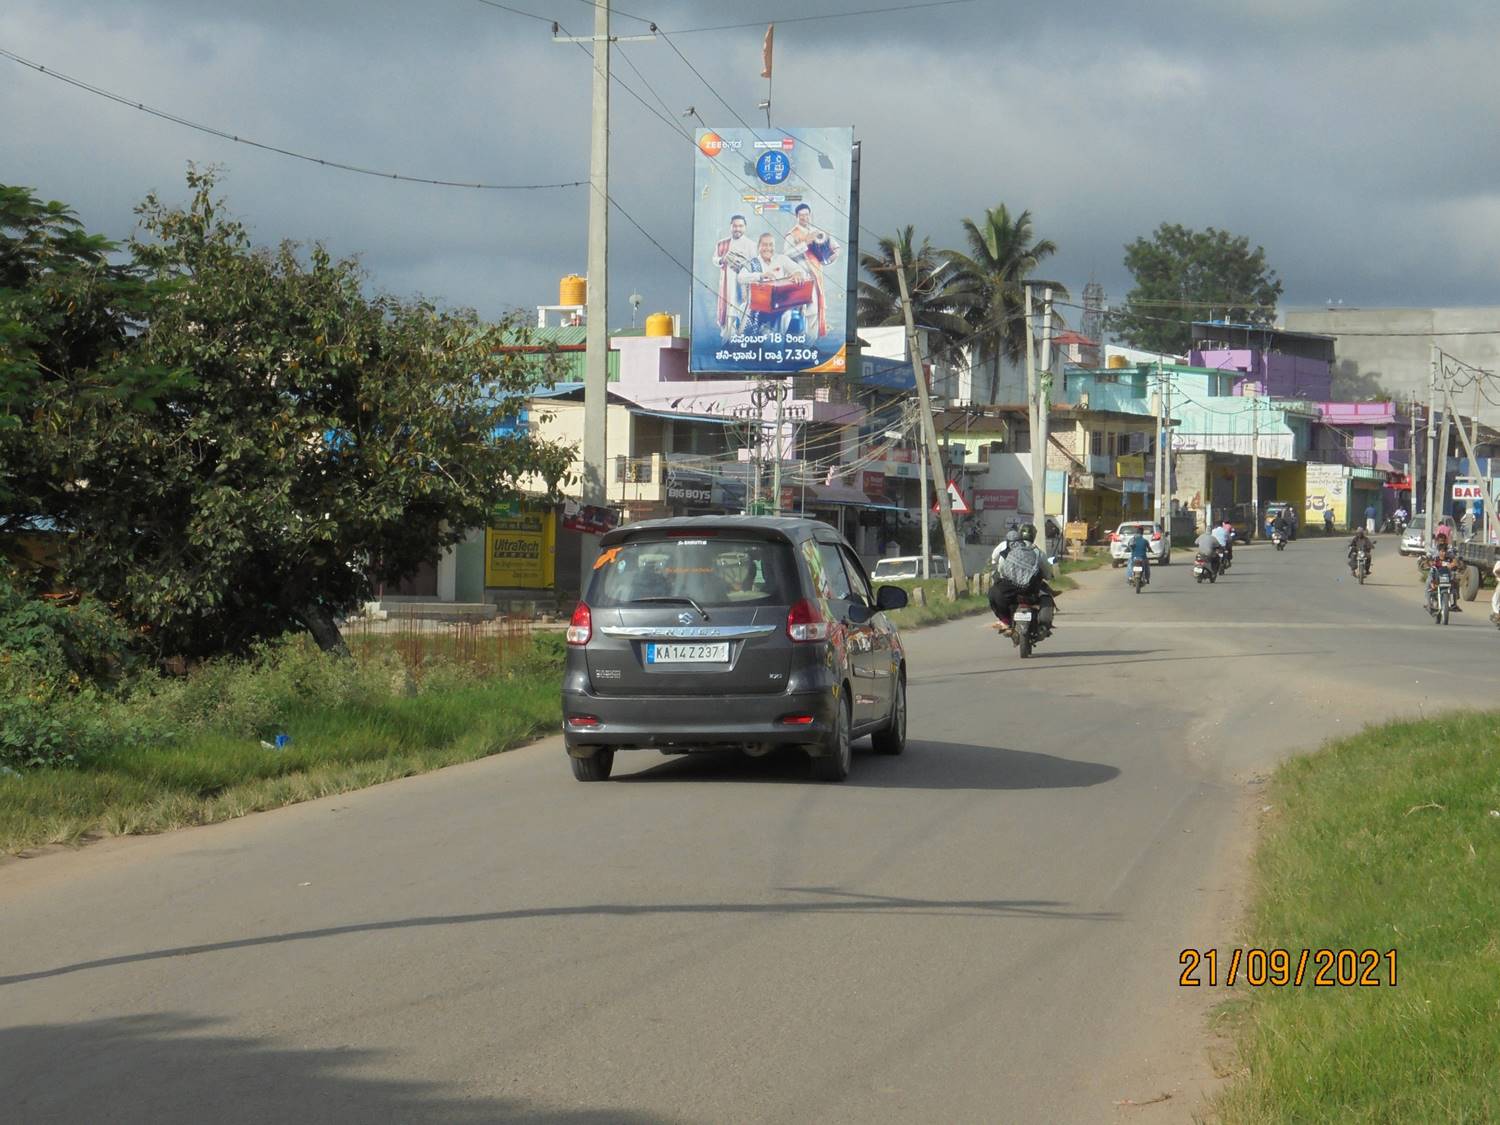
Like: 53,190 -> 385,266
871,555 -> 950,581
1401,515 -> 1458,556
1109,521 -> 1171,566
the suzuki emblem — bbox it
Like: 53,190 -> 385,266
678,612 -> 695,625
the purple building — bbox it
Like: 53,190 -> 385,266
1310,401 -> 1410,472
1189,321 -> 1334,401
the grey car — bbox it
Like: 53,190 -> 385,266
562,517 -> 909,782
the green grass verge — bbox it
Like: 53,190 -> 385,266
0,643 -> 564,855
1215,711 -> 1500,1122
884,578 -> 988,630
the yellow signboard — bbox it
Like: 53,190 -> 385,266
484,507 -> 556,589
1115,454 -> 1146,479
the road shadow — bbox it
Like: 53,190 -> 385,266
614,742 -> 1120,792
0,1013 -> 672,1124
0,891 -> 1118,989
912,648 -> 1333,682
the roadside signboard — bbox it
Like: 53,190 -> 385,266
484,507 -> 556,589
690,127 -> 855,375
560,501 -> 619,535
931,479 -> 971,514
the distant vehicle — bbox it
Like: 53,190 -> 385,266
1401,515 -> 1458,556
872,555 -> 950,582
562,516 -> 909,783
1264,501 -> 1298,539
1108,521 -> 1170,566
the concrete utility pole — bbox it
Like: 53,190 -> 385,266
1250,398 -> 1260,539
917,411 -> 930,579
1446,380 -> 1486,534
1163,363 -> 1173,532
1024,285 -> 1043,534
580,0 -> 610,591
892,242 -> 966,586
1437,385 -> 1454,527
1152,367 -> 1164,527
1409,389 -> 1420,525
1037,288 -> 1055,541
1426,345 -> 1439,526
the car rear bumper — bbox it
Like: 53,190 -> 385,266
561,688 -> 838,754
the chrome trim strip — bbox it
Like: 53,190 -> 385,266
598,625 -> 777,640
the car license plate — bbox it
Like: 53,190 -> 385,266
1013,610 -> 1033,622
646,643 -> 730,664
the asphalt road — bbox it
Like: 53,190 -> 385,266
2,537 -> 1493,1123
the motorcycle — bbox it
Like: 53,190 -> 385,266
1355,546 -> 1371,584
1010,583 -> 1056,658
1127,559 -> 1148,594
1193,552 -> 1219,584
1272,529 -> 1287,551
1428,563 -> 1455,625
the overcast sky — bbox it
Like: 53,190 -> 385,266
6,0 -> 1499,335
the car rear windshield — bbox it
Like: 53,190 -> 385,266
588,537 -> 799,609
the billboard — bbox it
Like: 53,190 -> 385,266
690,127 -> 854,375
484,506 -> 556,589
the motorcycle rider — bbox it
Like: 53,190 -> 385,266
1490,559 -> 1500,626
1272,510 -> 1290,541
1347,526 -> 1374,575
1211,519 -> 1235,567
1424,528 -> 1463,613
1126,526 -> 1152,584
988,522 -> 1054,633
989,527 -> 1020,571
1195,525 -> 1224,576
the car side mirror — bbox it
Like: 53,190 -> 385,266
875,585 -> 908,612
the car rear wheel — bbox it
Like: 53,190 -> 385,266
871,675 -> 906,755
810,696 -> 852,782
570,749 -> 614,782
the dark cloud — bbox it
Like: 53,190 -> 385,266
4,0 -> 1499,333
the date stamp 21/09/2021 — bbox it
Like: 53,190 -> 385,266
1179,948 -> 1398,988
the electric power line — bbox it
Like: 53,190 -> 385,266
0,45 -> 587,192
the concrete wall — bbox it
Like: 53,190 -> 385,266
1285,307 -> 1500,426
1190,348 -> 1332,400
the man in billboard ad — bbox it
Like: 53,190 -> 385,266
714,213 -> 755,334
690,127 -> 854,375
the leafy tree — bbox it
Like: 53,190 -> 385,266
1114,223 -> 1283,355
1331,359 -> 1388,402
942,204 -> 1064,401
856,226 -> 971,367
0,185 -> 179,527
10,169 -> 574,658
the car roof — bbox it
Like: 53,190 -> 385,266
597,514 -> 836,548
876,555 -> 946,565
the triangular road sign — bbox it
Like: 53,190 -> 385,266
932,479 -> 971,514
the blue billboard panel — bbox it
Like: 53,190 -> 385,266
690,127 -> 854,375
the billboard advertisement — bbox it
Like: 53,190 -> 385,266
484,507 -> 556,589
690,127 -> 854,375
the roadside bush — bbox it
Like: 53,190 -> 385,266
0,570 -> 143,768
149,635 -> 405,740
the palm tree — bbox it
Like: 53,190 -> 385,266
943,205 -> 1065,402
857,226 -> 972,367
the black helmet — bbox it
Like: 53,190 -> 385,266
1018,523 -> 1037,543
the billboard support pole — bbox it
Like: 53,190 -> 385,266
893,242 -> 966,588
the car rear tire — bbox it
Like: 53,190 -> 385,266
570,749 -> 614,782
811,697 -> 852,782
871,676 -> 906,755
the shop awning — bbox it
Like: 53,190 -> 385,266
805,482 -> 879,506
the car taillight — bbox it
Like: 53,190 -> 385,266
786,598 -> 829,643
1109,532 -> 1119,541
566,602 -> 592,646
1152,532 -> 1162,541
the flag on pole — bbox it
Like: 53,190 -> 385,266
761,24 -> 774,79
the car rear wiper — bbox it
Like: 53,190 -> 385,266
629,595 -> 711,621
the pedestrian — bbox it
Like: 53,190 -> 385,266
1323,507 -> 1335,534
1364,503 -> 1377,532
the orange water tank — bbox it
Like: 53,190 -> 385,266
1107,354 -> 1129,369
645,312 -> 674,337
559,274 -> 587,306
